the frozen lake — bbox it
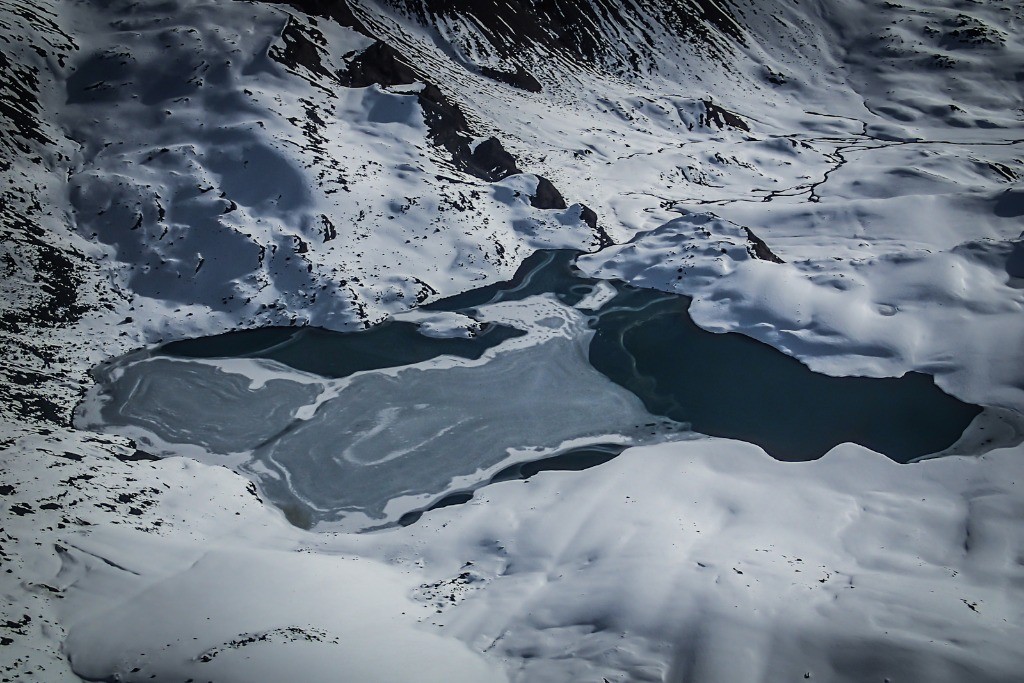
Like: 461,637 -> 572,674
78,251 -> 981,529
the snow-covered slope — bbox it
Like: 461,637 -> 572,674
1,0 -> 1022,680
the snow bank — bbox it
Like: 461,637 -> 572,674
41,436 -> 1024,682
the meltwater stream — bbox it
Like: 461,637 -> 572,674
78,251 -> 981,530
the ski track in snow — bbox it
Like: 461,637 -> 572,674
1,0 -> 1023,680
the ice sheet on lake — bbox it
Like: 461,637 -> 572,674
79,295 -> 686,529
88,358 -> 323,454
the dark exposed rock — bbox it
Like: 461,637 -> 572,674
246,481 -> 264,502
1,368 -> 64,424
987,162 -> 1018,182
415,83 -> 520,182
416,83 -> 473,163
271,15 -> 334,83
412,277 -> 439,304
262,0 -> 744,81
465,137 -> 521,182
0,232 -> 88,332
0,196 -> 90,426
0,52 -> 54,156
479,65 -> 542,92
764,66 -> 786,85
579,204 -> 599,230
531,176 -> 567,210
319,214 -> 337,242
390,0 -> 745,73
120,450 -> 160,462
743,227 -> 784,263
940,13 -> 1005,48
334,38 -> 523,182
9,503 -> 34,516
578,204 -> 614,249
700,99 -> 749,131
338,41 -> 418,88
267,0 -> 369,32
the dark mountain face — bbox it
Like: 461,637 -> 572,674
260,0 -> 749,198
389,0 -> 744,65
275,0 -> 744,79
